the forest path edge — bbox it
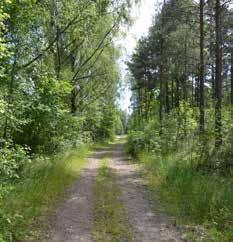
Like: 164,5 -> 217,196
108,137 -> 185,242
49,146 -> 112,242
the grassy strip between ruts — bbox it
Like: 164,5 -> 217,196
93,159 -> 133,242
0,145 -> 89,242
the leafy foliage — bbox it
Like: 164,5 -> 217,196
0,143 -> 30,182
126,0 -> 233,240
0,0 -> 131,240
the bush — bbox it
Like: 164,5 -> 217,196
127,102 -> 199,157
126,119 -> 161,157
0,143 -> 31,182
126,131 -> 146,157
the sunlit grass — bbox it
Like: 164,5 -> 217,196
93,159 -> 133,242
139,152 -> 233,241
0,145 -> 89,241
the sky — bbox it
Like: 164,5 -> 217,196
117,0 -> 162,113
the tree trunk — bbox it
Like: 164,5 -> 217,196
138,88 -> 142,124
183,29 -> 188,101
191,74 -> 194,106
195,75 -> 200,107
71,89 -> 77,114
215,0 -> 223,146
208,0 -> 216,103
165,81 -> 169,113
175,76 -> 180,108
199,0 -> 205,132
211,64 -> 215,101
159,63 -> 164,122
55,26 -> 61,80
171,78 -> 174,109
231,51 -> 233,106
159,0 -> 166,122
50,0 -> 61,80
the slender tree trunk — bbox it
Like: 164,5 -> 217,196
175,76 -> 180,108
149,90 -> 154,116
139,88 -> 142,125
199,0 -> 205,132
208,0 -> 216,103
159,0 -> 166,123
55,26 -> 61,80
165,81 -> 169,113
171,78 -> 174,109
4,72 -> 15,138
70,51 -> 77,113
183,29 -> 188,101
50,0 -> 61,80
137,92 -> 140,125
191,74 -> 194,106
195,75 -> 200,107
231,51 -> 233,106
212,64 -> 215,101
3,46 -> 18,139
71,88 -> 77,114
215,0 -> 223,146
159,63 -> 164,122
145,88 -> 149,120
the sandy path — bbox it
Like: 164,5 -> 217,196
109,140 -> 184,242
50,147 -> 111,242
49,140 -> 183,242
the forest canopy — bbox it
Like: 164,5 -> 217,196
128,0 -> 233,162
0,0 -> 132,155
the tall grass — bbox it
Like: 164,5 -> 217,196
140,151 -> 233,241
0,145 -> 89,241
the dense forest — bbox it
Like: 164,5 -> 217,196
0,0 -> 129,240
127,0 -> 233,240
0,0 -> 129,154
1,0 -> 233,241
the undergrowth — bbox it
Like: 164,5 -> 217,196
93,159 -> 132,242
139,151 -> 233,241
0,145 -> 89,241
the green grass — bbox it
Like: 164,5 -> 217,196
93,160 -> 133,242
139,151 -> 233,241
0,145 -> 89,241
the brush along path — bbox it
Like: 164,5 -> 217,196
108,138 -> 184,242
50,147 -> 112,242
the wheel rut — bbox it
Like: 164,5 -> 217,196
49,140 -> 183,242
108,140 -> 184,242
50,147 -> 111,242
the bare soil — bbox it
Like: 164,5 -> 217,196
49,141 -> 184,242
108,141 -> 184,242
49,147 -> 111,242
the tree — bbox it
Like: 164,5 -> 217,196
231,51 -> 233,106
199,0 -> 205,132
0,0 -> 134,152
215,0 -> 223,146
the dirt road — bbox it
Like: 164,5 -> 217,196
50,139 -> 183,242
